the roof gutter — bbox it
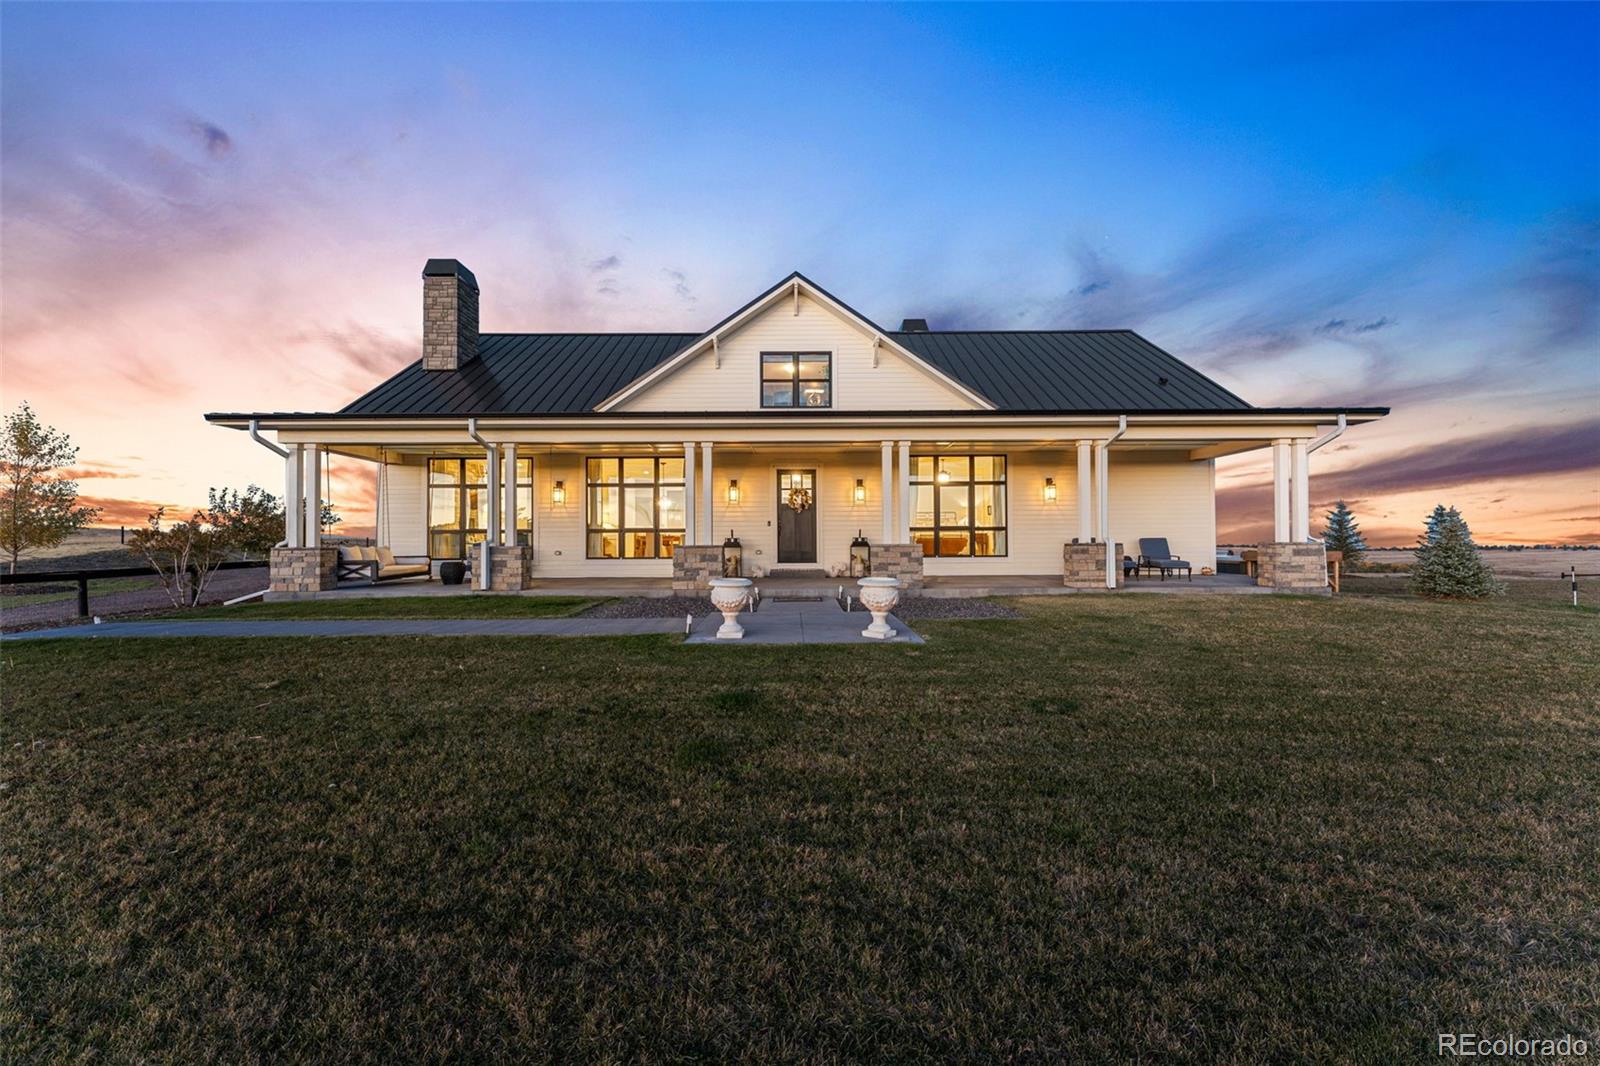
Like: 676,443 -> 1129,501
1307,412 -> 1347,454
1102,415 -> 1127,589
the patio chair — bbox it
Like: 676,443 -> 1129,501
1136,538 -> 1192,581
336,545 -> 431,585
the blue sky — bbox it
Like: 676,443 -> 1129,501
3,2 -> 1596,541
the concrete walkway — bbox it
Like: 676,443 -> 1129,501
1,617 -> 685,641
686,598 -> 923,645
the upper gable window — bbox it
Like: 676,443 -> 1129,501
760,352 -> 831,408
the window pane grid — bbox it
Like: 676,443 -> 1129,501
586,456 -> 685,559
759,352 -> 831,408
909,453 -> 1008,557
427,457 -> 533,558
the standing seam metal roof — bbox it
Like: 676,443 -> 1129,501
335,329 -> 1251,416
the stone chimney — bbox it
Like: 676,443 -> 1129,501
422,259 -> 479,370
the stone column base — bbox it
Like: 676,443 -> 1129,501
870,543 -> 924,593
486,544 -> 537,591
1255,542 -> 1328,592
672,545 -> 724,593
270,546 -> 337,594
1063,541 -> 1124,588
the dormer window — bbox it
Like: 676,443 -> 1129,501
761,352 -> 831,408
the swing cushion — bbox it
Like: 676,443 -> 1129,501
376,547 -> 397,568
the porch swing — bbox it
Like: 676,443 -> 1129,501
332,447 -> 430,584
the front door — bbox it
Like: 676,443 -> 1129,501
776,469 -> 817,563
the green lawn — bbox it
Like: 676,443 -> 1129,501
3,585 -> 1597,1061
177,594 -> 601,620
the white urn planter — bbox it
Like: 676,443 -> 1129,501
708,577 -> 754,640
856,576 -> 901,640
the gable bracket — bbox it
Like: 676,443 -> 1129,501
872,335 -> 881,368
713,334 -> 720,369
792,279 -> 800,315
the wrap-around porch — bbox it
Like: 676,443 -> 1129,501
263,418 -> 1335,599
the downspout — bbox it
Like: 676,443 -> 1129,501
466,418 -> 493,588
1307,412 -> 1347,454
1101,415 -> 1128,589
248,420 -> 292,550
1301,414 -> 1346,544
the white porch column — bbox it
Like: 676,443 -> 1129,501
1095,442 -> 1113,588
1291,439 -> 1311,542
896,440 -> 911,542
1075,440 -> 1093,543
284,444 -> 304,548
880,441 -> 894,543
485,445 -> 501,548
700,442 -> 714,542
683,441 -> 697,545
304,444 -> 322,549
502,443 -> 519,546
1271,439 -> 1291,542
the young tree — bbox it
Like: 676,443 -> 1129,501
1320,499 -> 1368,566
0,402 -> 101,573
204,485 -> 342,557
126,508 -> 234,608
1410,505 -> 1503,599
206,485 -> 285,557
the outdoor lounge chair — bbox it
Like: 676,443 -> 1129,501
1136,538 -> 1192,581
336,545 -> 432,585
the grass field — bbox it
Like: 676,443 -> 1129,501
3,583 -> 1597,1061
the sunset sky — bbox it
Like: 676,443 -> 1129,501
3,3 -> 1596,546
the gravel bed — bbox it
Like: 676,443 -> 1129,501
578,596 -> 720,619
845,596 -> 1023,620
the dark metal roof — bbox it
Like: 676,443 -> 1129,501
338,333 -> 698,417
331,326 -> 1253,417
889,330 -> 1251,412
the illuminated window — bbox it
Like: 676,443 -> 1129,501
910,454 -> 1007,557
585,456 -> 686,559
428,457 -> 533,559
760,352 -> 831,408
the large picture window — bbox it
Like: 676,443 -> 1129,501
910,454 -> 1007,557
760,351 -> 831,408
586,456 -> 686,558
428,457 -> 533,559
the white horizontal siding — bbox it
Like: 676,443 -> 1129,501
614,292 -> 979,412
375,460 -> 428,560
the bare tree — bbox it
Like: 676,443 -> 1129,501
0,402 -> 100,573
126,509 -> 233,608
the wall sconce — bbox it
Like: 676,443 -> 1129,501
1043,476 -> 1057,503
853,478 -> 866,504
727,478 -> 740,504
551,480 -> 566,505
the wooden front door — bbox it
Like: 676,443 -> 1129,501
776,469 -> 817,563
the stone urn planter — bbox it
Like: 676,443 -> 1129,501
856,576 -> 901,640
708,577 -> 754,640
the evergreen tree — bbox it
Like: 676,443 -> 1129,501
1320,500 -> 1367,565
1410,505 -> 1503,599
